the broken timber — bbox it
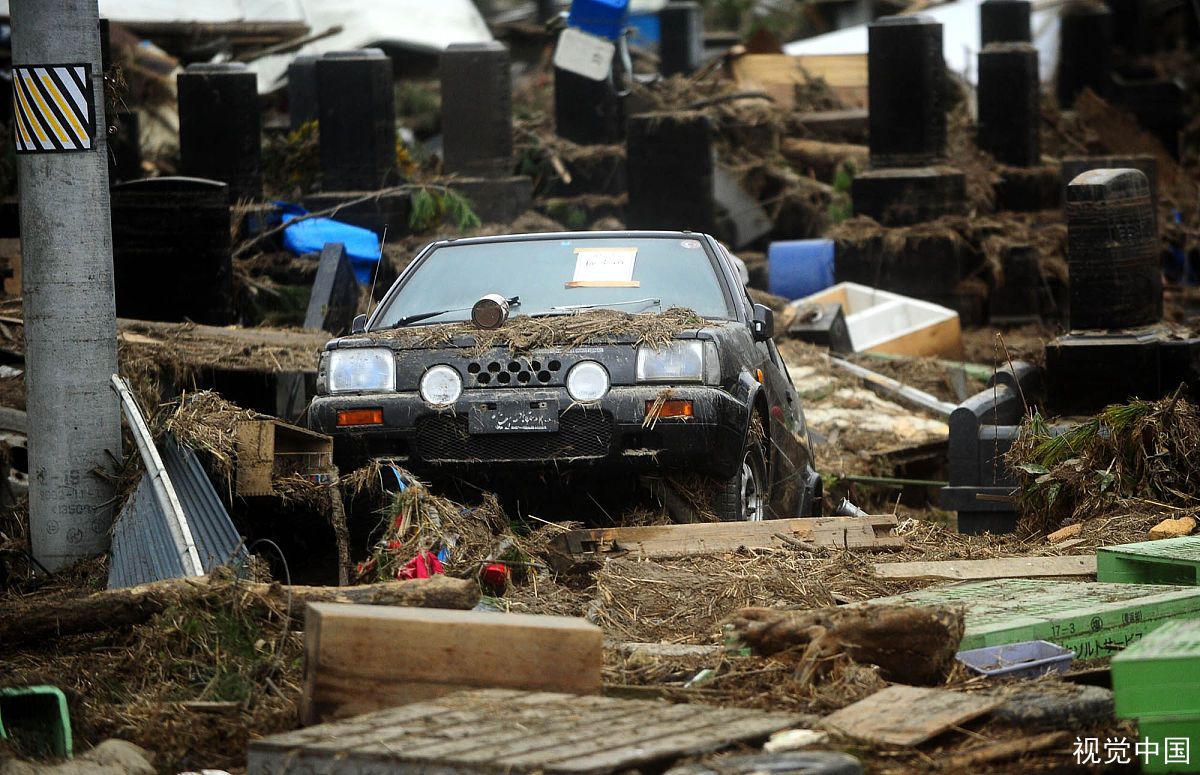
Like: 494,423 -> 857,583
873,555 -> 1097,581
235,418 -> 334,497
302,604 -> 604,725
821,685 -> 1001,747
252,688 -> 803,775
551,516 -> 902,560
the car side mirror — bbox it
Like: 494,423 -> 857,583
751,304 -> 774,341
351,314 -> 367,334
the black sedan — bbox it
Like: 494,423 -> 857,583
308,231 -> 822,521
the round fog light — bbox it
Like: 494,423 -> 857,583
419,365 -> 463,406
566,361 -> 609,402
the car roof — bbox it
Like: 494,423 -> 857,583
427,230 -> 713,249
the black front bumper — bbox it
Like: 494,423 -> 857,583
309,385 -> 747,478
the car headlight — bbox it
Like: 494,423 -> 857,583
419,365 -> 463,406
566,361 -> 609,402
637,341 -> 705,382
327,348 -> 396,393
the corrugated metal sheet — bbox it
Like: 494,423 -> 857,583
108,435 -> 247,589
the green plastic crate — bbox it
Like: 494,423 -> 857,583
1098,536 -> 1200,585
0,686 -> 72,758
1137,715 -> 1200,774
1113,619 -> 1200,720
863,579 -> 1200,660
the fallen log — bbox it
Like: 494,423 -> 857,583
725,604 -> 964,687
0,573 -> 479,648
780,138 -> 869,181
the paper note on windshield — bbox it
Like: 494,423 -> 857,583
567,247 -> 640,288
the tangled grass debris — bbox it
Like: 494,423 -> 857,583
1008,393 -> 1200,534
375,307 -> 709,354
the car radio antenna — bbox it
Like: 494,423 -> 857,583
365,224 -> 388,317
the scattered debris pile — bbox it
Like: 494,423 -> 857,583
726,604 -> 965,687
1009,393 -> 1200,534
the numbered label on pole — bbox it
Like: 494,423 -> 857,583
12,64 -> 96,153
554,26 -> 616,81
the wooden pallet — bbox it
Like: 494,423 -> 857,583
551,516 -> 902,560
1098,536 -> 1200,585
249,689 -> 802,775
1113,619 -> 1200,720
864,579 -> 1200,661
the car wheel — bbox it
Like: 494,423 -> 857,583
715,437 -> 768,522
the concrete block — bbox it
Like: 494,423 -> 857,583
317,50 -> 397,191
440,42 -> 514,177
177,63 -> 262,201
851,166 -> 966,226
867,15 -> 946,167
304,243 -> 360,336
1066,168 -> 1160,331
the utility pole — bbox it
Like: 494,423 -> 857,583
11,1 -> 122,570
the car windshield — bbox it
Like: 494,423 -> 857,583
373,236 -> 734,328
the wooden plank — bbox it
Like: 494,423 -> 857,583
549,710 -> 793,773
300,604 -> 603,725
251,689 -> 802,775
234,418 -> 333,497
874,555 -> 1097,581
729,54 -> 809,110
792,54 -> 868,107
552,516 -> 902,559
821,685 -> 1001,747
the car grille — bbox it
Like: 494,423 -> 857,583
465,356 -> 565,387
414,409 -> 613,463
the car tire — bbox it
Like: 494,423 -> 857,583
715,434 -> 769,522
994,685 -> 1114,730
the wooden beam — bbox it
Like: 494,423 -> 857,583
552,516 -> 902,560
302,604 -> 604,725
873,555 -> 1097,581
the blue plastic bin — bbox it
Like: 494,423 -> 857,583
568,0 -> 631,40
627,12 -> 661,46
956,640 -> 1076,679
278,204 -> 381,285
767,239 -> 835,300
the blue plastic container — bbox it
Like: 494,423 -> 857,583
568,0 -> 631,40
956,640 -> 1076,679
767,239 -> 835,300
627,12 -> 661,46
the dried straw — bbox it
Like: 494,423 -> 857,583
373,307 -> 707,354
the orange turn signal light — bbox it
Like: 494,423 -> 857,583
646,399 -> 694,419
337,408 -> 384,427
755,368 -> 764,383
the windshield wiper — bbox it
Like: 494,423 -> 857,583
549,297 -> 661,313
385,296 -> 520,329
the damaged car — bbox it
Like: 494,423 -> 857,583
308,231 -> 821,521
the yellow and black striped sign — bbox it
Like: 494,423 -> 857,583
12,64 -> 96,153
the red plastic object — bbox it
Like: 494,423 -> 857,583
396,551 -> 444,580
480,562 -> 509,595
